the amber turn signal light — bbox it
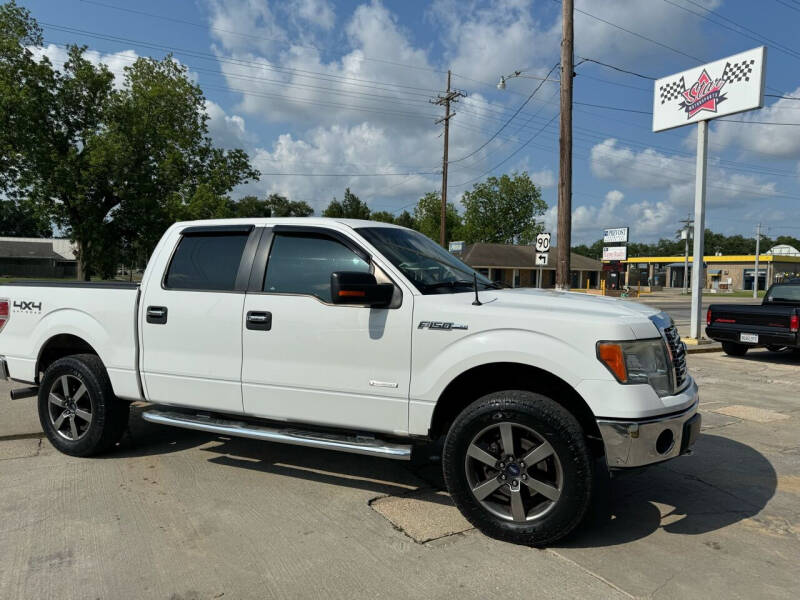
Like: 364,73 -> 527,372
597,343 -> 627,383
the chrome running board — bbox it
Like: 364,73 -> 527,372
142,409 -> 412,460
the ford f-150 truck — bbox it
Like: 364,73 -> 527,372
707,280 -> 800,356
0,218 -> 700,545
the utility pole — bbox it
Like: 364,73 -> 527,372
432,70 -> 464,247
679,213 -> 693,293
753,222 -> 762,299
556,0 -> 574,289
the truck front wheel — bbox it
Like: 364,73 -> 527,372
38,354 -> 129,457
442,390 -> 593,546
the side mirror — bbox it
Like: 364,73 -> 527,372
331,271 -> 394,307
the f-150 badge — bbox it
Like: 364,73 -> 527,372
418,321 -> 468,330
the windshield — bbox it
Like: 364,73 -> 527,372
357,226 -> 496,294
765,284 -> 800,303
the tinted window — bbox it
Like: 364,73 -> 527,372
357,226 -> 494,294
766,284 -> 800,303
165,233 -> 248,291
264,233 -> 369,302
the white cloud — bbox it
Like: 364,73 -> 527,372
288,0 -> 335,30
28,44 -> 140,88
530,168 -> 555,188
544,189 -> 676,244
428,0 -> 722,86
589,138 -> 777,208
245,122 -> 442,211
205,100 -> 253,149
712,87 -> 800,159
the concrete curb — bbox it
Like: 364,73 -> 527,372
686,344 -> 723,354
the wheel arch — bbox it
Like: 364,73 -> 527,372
36,334 -> 101,383
428,362 -> 603,453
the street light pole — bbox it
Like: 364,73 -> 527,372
556,0 -> 574,290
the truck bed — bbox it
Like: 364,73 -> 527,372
0,280 -> 141,398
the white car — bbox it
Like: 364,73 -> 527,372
0,218 -> 700,545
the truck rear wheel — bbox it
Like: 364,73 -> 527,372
722,342 -> 748,356
38,354 -> 129,457
442,390 -> 593,546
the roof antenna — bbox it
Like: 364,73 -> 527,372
472,272 -> 483,306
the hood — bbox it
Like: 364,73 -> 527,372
416,287 -> 665,340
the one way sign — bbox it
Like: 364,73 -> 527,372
535,252 -> 549,266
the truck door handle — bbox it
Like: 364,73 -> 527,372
246,311 -> 272,331
146,306 -> 168,325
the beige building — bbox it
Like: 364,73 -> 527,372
459,243 -> 603,289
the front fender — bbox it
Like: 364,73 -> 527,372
408,328 -> 613,435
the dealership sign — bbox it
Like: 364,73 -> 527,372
602,246 -> 627,261
653,46 -> 766,132
603,227 -> 628,244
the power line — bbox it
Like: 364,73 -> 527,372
448,63 -> 559,164
551,0 -> 706,63
41,23 -> 445,95
448,111 -> 560,188
575,57 -> 655,80
661,0 -> 800,63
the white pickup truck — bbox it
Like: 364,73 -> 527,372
0,218 -> 700,545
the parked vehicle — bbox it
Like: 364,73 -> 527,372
707,281 -> 800,356
0,218 -> 700,545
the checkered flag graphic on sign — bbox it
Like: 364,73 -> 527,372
659,76 -> 685,104
722,58 -> 755,83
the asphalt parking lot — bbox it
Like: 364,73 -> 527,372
1,350 -> 799,599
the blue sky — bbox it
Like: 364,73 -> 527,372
20,0 -> 800,245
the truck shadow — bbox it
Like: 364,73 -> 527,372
111,412 -> 777,546
560,433 -> 777,547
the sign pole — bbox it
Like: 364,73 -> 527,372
689,120 -> 708,340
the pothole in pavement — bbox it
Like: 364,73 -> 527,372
370,489 -> 474,544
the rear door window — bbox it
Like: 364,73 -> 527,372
165,233 -> 249,291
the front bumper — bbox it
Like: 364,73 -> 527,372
597,380 -> 700,468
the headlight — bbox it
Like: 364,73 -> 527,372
597,339 -> 673,397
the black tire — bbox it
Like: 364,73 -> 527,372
442,390 -> 593,546
722,342 -> 748,356
38,354 -> 129,457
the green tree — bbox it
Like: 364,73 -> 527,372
322,188 -> 370,219
0,3 -> 259,278
0,198 -> 52,237
231,194 -> 313,218
460,171 -> 546,244
413,191 -> 462,244
369,210 -> 396,224
395,210 -> 416,229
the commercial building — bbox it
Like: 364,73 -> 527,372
622,246 -> 800,291
0,237 -> 77,279
458,242 -> 603,289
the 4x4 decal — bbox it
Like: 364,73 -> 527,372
13,300 -> 42,313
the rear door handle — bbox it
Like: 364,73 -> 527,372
246,311 -> 272,331
146,306 -> 168,325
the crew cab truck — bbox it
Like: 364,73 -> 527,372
707,281 -> 800,356
0,218 -> 700,545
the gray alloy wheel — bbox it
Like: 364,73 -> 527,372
464,421 -> 563,523
47,374 -> 93,441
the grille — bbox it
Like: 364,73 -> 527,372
663,325 -> 688,391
